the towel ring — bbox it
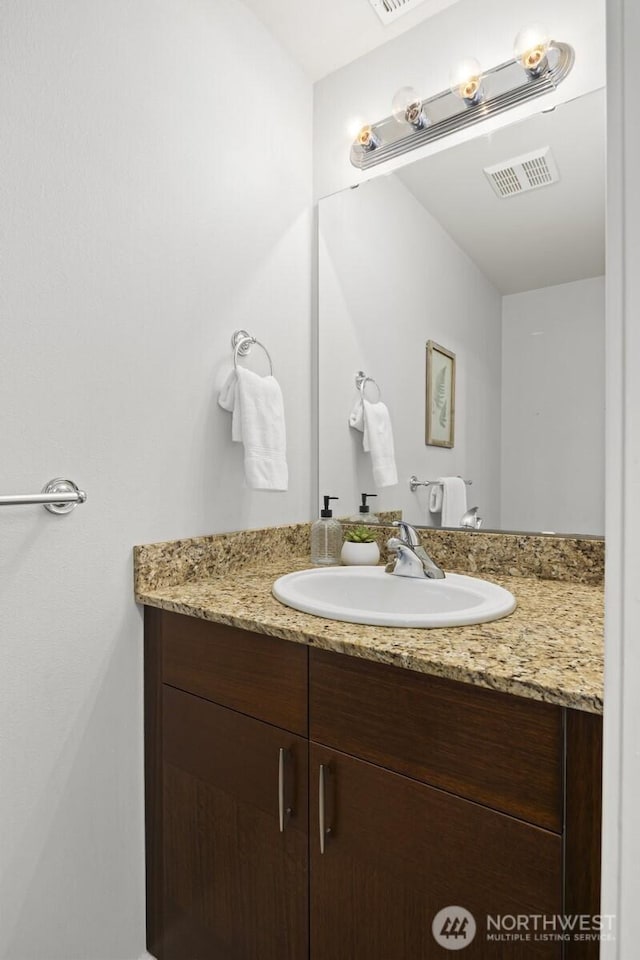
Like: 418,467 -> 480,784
355,370 -> 381,403
231,330 -> 273,375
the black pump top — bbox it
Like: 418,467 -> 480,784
359,493 -> 377,514
321,495 -> 339,518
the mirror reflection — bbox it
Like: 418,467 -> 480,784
318,90 -> 605,536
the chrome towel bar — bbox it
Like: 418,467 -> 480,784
0,478 -> 87,515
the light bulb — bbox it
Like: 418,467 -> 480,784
449,58 -> 484,106
392,86 -> 428,130
514,24 -> 551,76
354,124 -> 381,152
346,116 -> 366,139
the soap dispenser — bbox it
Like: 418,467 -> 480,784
350,493 -> 379,524
311,496 -> 342,565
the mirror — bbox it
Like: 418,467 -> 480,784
318,89 -> 605,536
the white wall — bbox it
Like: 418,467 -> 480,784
318,174 -> 502,525
314,0 -> 606,199
602,0 -> 640,953
0,2 -> 312,958
501,277 -> 605,534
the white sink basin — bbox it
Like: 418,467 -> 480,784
272,566 -> 516,628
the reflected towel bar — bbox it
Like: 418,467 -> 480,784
409,475 -> 472,492
0,478 -> 87,515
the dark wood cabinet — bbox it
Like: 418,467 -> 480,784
145,607 -> 602,960
145,609 -> 308,960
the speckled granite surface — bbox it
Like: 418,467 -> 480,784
134,523 -> 312,592
135,521 -> 604,593
135,530 -> 604,714
418,528 -> 604,585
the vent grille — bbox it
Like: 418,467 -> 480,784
484,147 -> 560,199
368,0 -> 428,25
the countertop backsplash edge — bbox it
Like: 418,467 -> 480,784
134,521 -> 604,595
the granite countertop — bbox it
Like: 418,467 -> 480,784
136,553 -> 604,715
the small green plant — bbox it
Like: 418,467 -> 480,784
344,525 -> 377,544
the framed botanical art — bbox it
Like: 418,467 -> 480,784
426,340 -> 456,448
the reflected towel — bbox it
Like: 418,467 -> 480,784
218,367 -> 288,491
349,397 -> 398,488
439,477 -> 467,527
429,484 -> 443,514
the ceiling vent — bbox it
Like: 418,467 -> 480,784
368,0 -> 429,25
484,147 -> 560,199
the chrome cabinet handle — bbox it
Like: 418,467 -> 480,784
319,764 -> 331,854
278,748 -> 293,832
279,748 -> 286,832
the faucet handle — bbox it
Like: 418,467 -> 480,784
392,520 -> 421,546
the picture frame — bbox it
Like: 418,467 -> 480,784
426,340 -> 456,448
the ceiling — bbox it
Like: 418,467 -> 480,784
241,0 -> 462,81
396,89 -> 605,294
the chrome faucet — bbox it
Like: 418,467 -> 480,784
460,506 -> 483,530
385,521 -> 446,580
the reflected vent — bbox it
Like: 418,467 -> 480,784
368,0 -> 429,24
484,147 -> 560,198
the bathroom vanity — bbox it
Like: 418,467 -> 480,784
137,523 -> 604,960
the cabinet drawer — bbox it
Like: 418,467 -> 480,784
160,610 -> 308,736
310,648 -> 563,831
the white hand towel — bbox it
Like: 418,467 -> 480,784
218,369 -> 242,442
439,477 -> 467,527
429,484 -> 443,514
218,367 -> 288,491
349,397 -> 398,488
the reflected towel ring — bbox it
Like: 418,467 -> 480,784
231,329 -> 274,375
355,370 -> 381,403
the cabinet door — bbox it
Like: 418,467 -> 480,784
160,685 -> 308,960
310,745 -> 563,960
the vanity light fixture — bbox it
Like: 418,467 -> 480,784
350,31 -> 574,170
392,86 -> 429,130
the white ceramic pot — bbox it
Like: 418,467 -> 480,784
340,540 -> 380,566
